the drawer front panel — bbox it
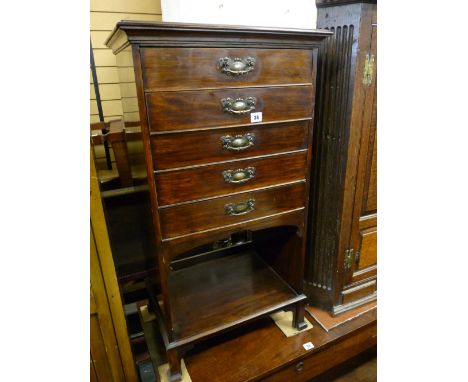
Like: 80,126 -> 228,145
156,151 -> 308,206
151,121 -> 309,170
146,86 -> 314,132
141,48 -> 313,91
159,182 -> 306,239
342,280 -> 377,304
262,323 -> 377,382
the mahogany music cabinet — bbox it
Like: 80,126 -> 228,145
106,21 -> 331,381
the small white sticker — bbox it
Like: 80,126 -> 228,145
251,112 -> 262,123
303,342 -> 314,351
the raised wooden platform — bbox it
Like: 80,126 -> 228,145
139,301 -> 377,381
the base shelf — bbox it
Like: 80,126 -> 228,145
151,250 -> 306,349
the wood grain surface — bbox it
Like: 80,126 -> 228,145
155,151 -> 307,205
151,120 -> 309,170
106,21 -> 329,380
146,86 -> 314,132
167,251 -> 301,341
159,182 -> 306,239
183,309 -> 377,382
141,47 -> 313,90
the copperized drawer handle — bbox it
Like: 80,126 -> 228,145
224,199 -> 256,216
222,167 -> 256,184
221,97 -> 256,114
218,57 -> 256,75
220,133 -> 255,151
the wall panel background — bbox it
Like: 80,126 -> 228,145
90,0 -> 162,123
161,0 -> 317,29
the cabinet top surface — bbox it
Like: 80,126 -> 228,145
105,20 -> 332,52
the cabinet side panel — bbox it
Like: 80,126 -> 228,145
305,5 -> 360,308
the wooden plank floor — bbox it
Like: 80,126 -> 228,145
139,303 -> 376,382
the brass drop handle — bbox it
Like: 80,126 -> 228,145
220,133 -> 255,151
218,57 -> 256,75
295,361 -> 304,372
224,199 -> 256,216
221,97 -> 256,114
222,167 -> 256,184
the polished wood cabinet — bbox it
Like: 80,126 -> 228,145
107,21 -> 330,381
305,0 -> 377,314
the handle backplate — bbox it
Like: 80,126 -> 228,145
218,57 -> 256,76
220,133 -> 255,151
224,198 -> 256,216
222,167 -> 256,184
221,97 -> 256,115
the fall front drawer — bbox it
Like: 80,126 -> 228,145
159,182 -> 306,239
146,86 -> 314,132
155,151 -> 308,206
140,47 -> 313,91
151,121 -> 309,170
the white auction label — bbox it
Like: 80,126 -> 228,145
302,342 -> 314,351
250,112 -> 262,123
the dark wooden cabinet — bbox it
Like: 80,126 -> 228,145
305,0 -> 377,314
107,21 -> 330,381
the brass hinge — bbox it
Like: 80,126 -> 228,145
344,249 -> 354,271
363,54 -> 375,86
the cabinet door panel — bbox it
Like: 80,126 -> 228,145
358,226 -> 377,270
362,100 -> 377,214
345,23 -> 377,294
349,215 -> 377,284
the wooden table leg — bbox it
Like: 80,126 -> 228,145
293,301 -> 308,331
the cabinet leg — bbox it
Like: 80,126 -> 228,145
292,301 -> 308,331
145,278 -> 156,313
167,348 -> 182,382
146,297 -> 155,314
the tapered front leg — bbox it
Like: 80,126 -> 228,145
292,301 -> 308,331
167,348 -> 182,382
